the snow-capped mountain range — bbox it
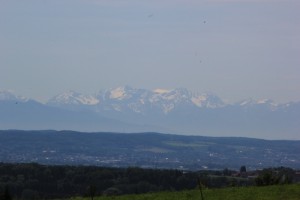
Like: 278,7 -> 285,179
1,87 -> 299,140
47,86 -> 227,114
47,86 -> 263,114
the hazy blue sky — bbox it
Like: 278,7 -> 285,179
1,0 -> 299,103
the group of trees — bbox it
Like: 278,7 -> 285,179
0,163 -> 296,199
0,185 -> 12,200
0,163 -> 197,199
255,167 -> 294,186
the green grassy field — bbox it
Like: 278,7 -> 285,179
69,184 -> 300,200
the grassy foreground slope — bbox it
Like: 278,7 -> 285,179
70,184 -> 300,200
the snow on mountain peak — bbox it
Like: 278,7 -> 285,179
0,90 -> 28,102
239,98 -> 255,106
191,95 -> 208,107
151,88 -> 189,102
49,90 -> 99,105
191,93 -> 224,108
238,98 -> 279,111
257,99 -> 276,105
239,98 -> 277,106
153,88 -> 170,94
109,87 -> 129,100
79,95 -> 99,105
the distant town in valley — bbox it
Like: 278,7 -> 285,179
1,130 -> 299,170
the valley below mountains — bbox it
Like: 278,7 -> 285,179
1,86 -> 300,139
1,130 -> 299,170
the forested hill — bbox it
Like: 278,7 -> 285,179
0,130 -> 299,170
